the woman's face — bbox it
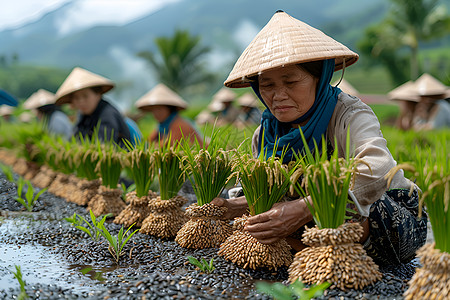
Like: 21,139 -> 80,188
258,65 -> 318,123
71,88 -> 102,115
149,105 -> 171,123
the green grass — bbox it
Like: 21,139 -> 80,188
369,104 -> 399,123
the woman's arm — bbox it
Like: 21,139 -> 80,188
211,196 -> 248,219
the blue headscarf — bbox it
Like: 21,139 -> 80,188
0,89 -> 18,106
251,59 -> 341,162
158,111 -> 178,136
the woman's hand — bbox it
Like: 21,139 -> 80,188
210,196 -> 248,220
244,198 -> 313,244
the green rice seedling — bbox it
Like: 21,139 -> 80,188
386,137 -> 449,253
256,279 -> 330,300
63,212 -> 84,227
124,140 -> 155,198
180,128 -> 235,206
187,256 -> 215,273
15,177 -> 47,212
11,265 -> 29,300
232,138 -> 297,215
74,134 -> 100,181
120,183 -> 136,201
290,130 -> 365,229
98,222 -> 139,263
75,210 -> 112,241
153,136 -> 186,200
0,163 -> 15,181
96,142 -> 125,189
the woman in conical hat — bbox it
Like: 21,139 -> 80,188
212,10 -> 427,265
387,81 -> 419,130
135,83 -> 203,146
55,67 -> 131,146
24,89 -> 72,139
235,92 -> 262,128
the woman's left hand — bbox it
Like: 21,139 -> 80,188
244,198 -> 313,244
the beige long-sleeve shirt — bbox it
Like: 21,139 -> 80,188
252,92 -> 413,216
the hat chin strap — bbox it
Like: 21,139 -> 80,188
333,59 -> 346,88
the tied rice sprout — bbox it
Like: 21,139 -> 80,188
124,139 -> 155,198
74,134 -> 100,181
153,135 -> 186,200
180,128 -> 235,206
291,129 -> 365,229
385,137 -> 449,253
96,141 -> 125,189
39,136 -> 76,175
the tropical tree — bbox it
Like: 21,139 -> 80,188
359,0 -> 450,80
137,29 -> 215,96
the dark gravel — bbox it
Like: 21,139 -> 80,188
0,170 -> 420,299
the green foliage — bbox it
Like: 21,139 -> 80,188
80,266 -> 106,281
96,142 -> 124,189
137,29 -> 215,96
75,133 -> 100,181
0,163 -> 15,181
15,177 -> 47,212
120,183 -> 136,202
153,136 -> 186,200
187,256 -> 215,273
180,128 -> 235,205
11,265 -> 29,300
63,213 -> 84,227
98,223 -> 139,263
124,139 -> 154,198
256,279 -> 330,300
290,130 -> 361,229
73,210 -> 112,241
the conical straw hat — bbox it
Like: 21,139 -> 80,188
24,89 -> 56,110
55,67 -> 114,105
0,105 -> 14,116
332,79 -> 359,96
388,81 -> 419,102
237,92 -> 259,108
212,87 -> 236,103
224,10 -> 359,88
413,73 -> 448,96
135,83 -> 188,110
207,100 -> 225,113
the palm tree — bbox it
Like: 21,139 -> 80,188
137,30 -> 215,96
359,0 -> 450,80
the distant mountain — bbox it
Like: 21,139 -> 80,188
0,0 -> 389,105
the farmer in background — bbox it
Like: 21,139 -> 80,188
54,67 -> 131,146
411,73 -> 450,130
234,92 -> 262,128
0,105 -> 15,123
135,83 -> 203,146
24,89 -> 72,139
210,87 -> 239,125
212,10 -> 427,266
387,81 -> 419,131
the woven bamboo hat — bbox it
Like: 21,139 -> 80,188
24,89 -> 56,110
413,73 -> 448,96
212,87 -> 236,103
225,10 -> 359,88
207,100 -> 225,113
332,79 -> 359,96
388,81 -> 419,102
55,67 -> 114,105
237,92 -> 259,108
135,83 -> 188,111
0,105 -> 14,116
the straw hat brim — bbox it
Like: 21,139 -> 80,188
224,11 -> 358,88
55,67 -> 115,105
212,87 -> 236,103
24,89 -> 56,110
388,81 -> 419,102
414,73 -> 448,97
135,83 -> 188,111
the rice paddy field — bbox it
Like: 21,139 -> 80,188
0,108 -> 448,299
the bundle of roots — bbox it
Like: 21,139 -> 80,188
140,196 -> 188,238
66,179 -> 101,206
0,149 -> 17,166
403,243 -> 449,299
114,190 -> 158,227
288,222 -> 381,290
12,158 -> 29,177
31,165 -> 57,189
88,186 -> 126,217
218,215 -> 292,270
175,203 -> 232,249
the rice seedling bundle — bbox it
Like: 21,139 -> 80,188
288,130 -> 381,290
218,149 -> 295,270
175,130 -> 234,249
386,139 -> 450,299
114,141 -> 156,227
88,185 -> 126,217
140,138 -> 188,238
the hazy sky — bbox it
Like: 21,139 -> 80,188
0,0 -> 179,32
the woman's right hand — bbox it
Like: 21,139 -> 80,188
211,196 -> 248,220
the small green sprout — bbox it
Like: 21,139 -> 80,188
98,223 -> 139,263
15,177 -> 47,212
187,256 -> 215,273
0,163 -> 15,181
80,266 -> 106,281
63,212 -> 84,227
11,265 -> 29,300
75,210 -> 112,241
120,182 -> 136,202
256,279 -> 330,300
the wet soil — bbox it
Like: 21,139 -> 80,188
0,172 -> 421,299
